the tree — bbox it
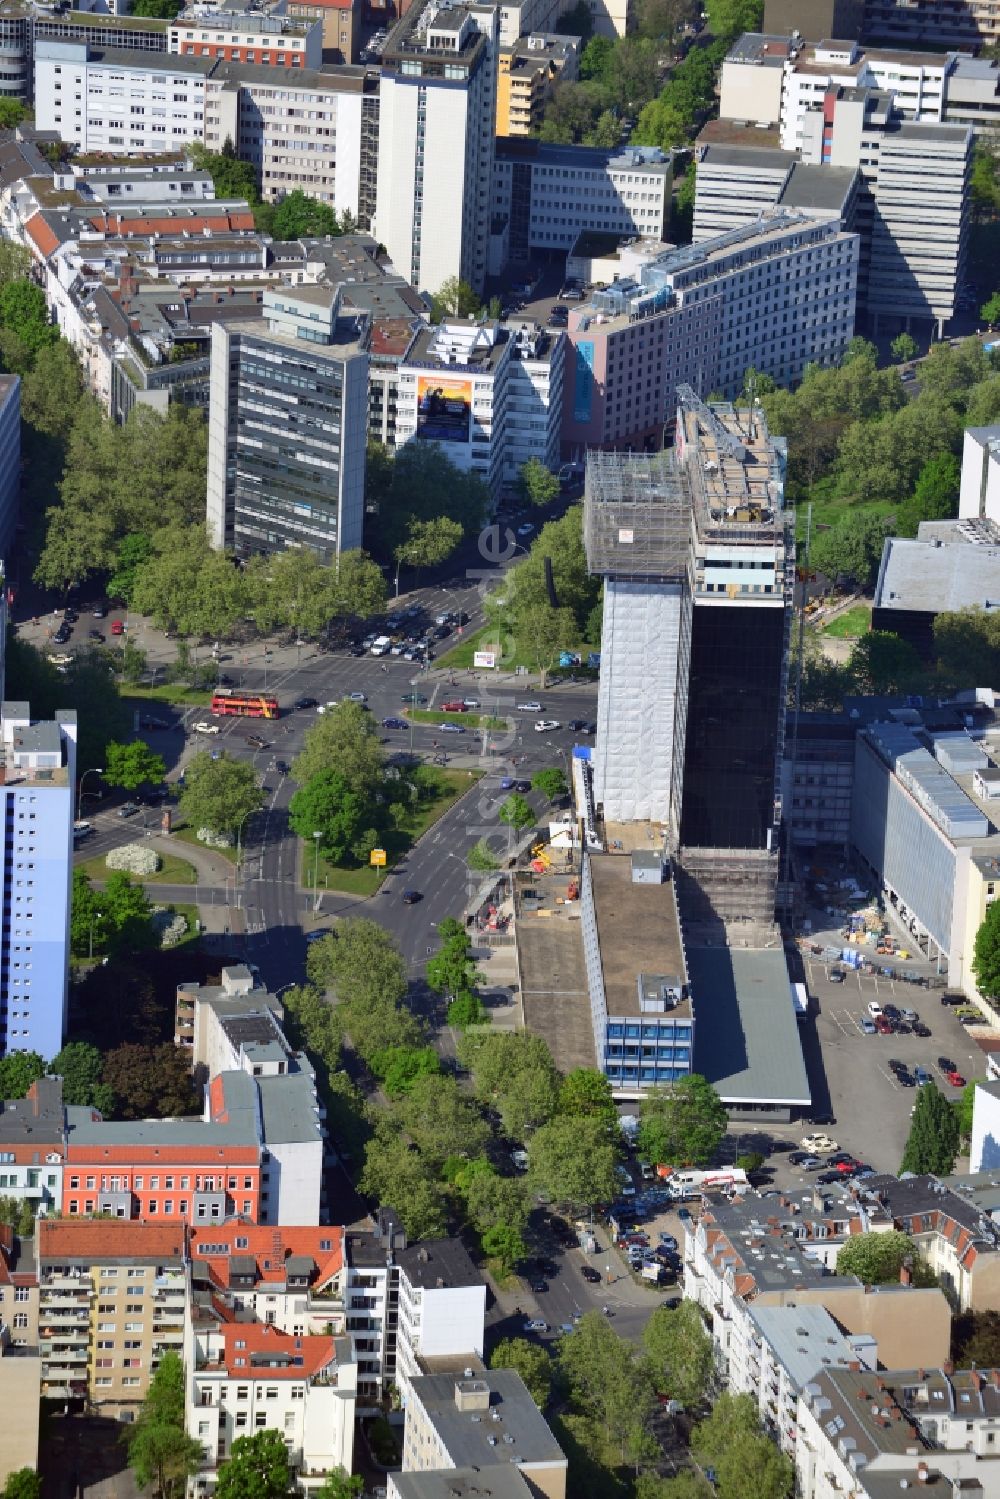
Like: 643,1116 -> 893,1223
634,0 -> 696,39
847,631 -> 923,696
462,1030 -> 560,1139
499,793 -> 536,836
716,1435 -> 794,1499
637,1075 -> 728,1168
0,281 -> 58,355
890,331 -> 919,363
101,1043 -> 198,1121
810,512 -> 891,589
634,94 -> 691,150
481,1222 -> 527,1274
427,918 -> 483,1003
520,459 -> 560,508
99,870 -> 156,955
245,546 -> 384,638
531,767 -> 568,802
293,701 -> 384,796
359,1133 -> 448,1240
558,1069 -> 618,1130
21,338 -> 85,439
466,836 -> 501,872
983,291 -> 1000,326
836,1229 -> 931,1285
429,277 -> 482,322
48,1042 -> 115,1114
952,1309 -> 1000,1369
131,0 -> 182,14
636,1476 -> 712,1499
704,0 -> 763,39
128,524 -> 246,639
395,1073 -> 490,1170
313,1472 -> 363,1499
0,1052 -> 45,1101
127,1353 -> 202,1499
214,1430 -> 291,1499
897,451 -> 960,537
393,515 -> 463,593
490,1338 -> 554,1407
448,991 -> 488,1028
369,1044 -> 441,1098
462,1163 -> 529,1235
179,752 -> 264,839
691,1394 -> 761,1469
934,606 -> 1000,693
269,189 -> 339,239
559,1311 -> 658,1466
643,1301 -> 713,1408
900,1081 -> 961,1177
371,442 -> 488,556
975,896 -> 1000,1000
104,739 -> 166,792
528,1115 -> 619,1211
0,98 -> 25,129
305,918 -> 408,1008
289,770 -> 374,865
2,1474 -> 41,1499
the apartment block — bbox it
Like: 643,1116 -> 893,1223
0,1226 -> 40,1488
375,0 -> 498,295
0,1077 -> 65,1213
496,33 -> 579,136
394,318 -> 565,498
185,1225 -> 356,1493
34,41 -> 213,154
285,0 -> 361,64
862,0 -> 1000,51
37,1219 -> 186,1417
203,61 -> 379,217
562,213 -> 857,455
728,1301 -> 861,1456
0,700 -> 77,1062
492,140 -> 671,267
169,11 -> 323,69
206,283 -> 369,561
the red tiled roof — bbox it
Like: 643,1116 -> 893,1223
66,1143 -> 259,1163
24,212 -> 59,259
190,1224 -> 343,1289
86,211 -> 256,237
221,1321 -> 336,1378
39,1220 -> 185,1262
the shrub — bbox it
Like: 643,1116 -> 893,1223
152,909 -> 189,947
106,843 -> 160,877
196,826 -> 234,848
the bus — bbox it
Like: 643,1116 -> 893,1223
210,689 -> 280,720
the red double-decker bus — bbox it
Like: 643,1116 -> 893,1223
210,689 -> 280,720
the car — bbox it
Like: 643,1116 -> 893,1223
294,697 -> 318,710
897,1070 -> 916,1087
826,1152 -> 855,1166
192,721 -> 220,735
345,692 -> 367,703
382,717 -> 408,730
523,1320 -> 547,1334
867,1001 -> 883,1019
534,719 -> 561,732
788,1150 -> 813,1165
111,620 -> 126,636
516,701 -> 542,712
937,1056 -> 956,1073
901,1008 -> 919,1023
941,992 -> 965,1006
402,889 -> 422,904
829,967 -> 846,983
348,645 -> 367,657
72,821 -> 92,840
893,1020 -> 912,1035
441,700 -> 467,713
89,629 -> 105,642
800,1134 -> 838,1153
63,609 -> 79,623
529,1279 -> 548,1293
400,694 -> 428,705
305,929 -> 330,944
817,1170 -> 842,1184
882,1004 -> 900,1020
914,1066 -> 931,1086
274,761 -> 289,775
500,777 -> 517,791
888,1059 -> 907,1075
875,1015 -> 893,1035
569,719 -> 588,731
434,624 -> 452,639
440,723 -> 466,734
92,605 -> 107,618
658,1233 -> 678,1250
117,801 -> 140,818
834,1158 -> 861,1173
517,524 -> 535,536
246,734 -> 268,750
799,1155 -> 822,1171
944,1070 -> 967,1088
47,652 -> 73,666
580,1265 -> 601,1284
913,1022 -> 932,1037
677,1207 -> 692,1221
861,1017 -> 877,1035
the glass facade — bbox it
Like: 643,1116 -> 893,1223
603,1017 -> 693,1087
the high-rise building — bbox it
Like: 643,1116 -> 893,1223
584,387 -> 792,926
33,41 -> 214,154
0,696 -> 76,1063
206,283 -> 369,560
375,0 -> 498,296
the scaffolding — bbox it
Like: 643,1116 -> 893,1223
583,449 -> 692,582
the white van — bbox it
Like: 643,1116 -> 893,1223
370,636 -> 391,656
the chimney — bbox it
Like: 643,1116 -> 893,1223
943,1359 -> 954,1376
848,1360 -> 861,1372
916,1462 -> 929,1483
899,1262 -> 912,1287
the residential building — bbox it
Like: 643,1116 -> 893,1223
394,318 -> 564,499
0,7 -> 31,101
285,0 -> 361,64
0,374 -> 20,559
394,1239 -> 487,1403
0,1077 -> 65,1212
401,1371 -> 568,1499
37,1219 -> 186,1417
496,0 -> 566,47
862,0 -> 1000,51
959,421 -> 1000,527
33,41 -> 213,154
0,699 -> 77,1062
389,1474 -> 539,1499
375,0 -> 498,295
693,141 -> 799,240
496,33 -> 579,136
206,282 -> 369,561
970,1079 -> 1000,1172
561,212 -> 858,454
718,31 -> 794,128
871,517 -> 1000,658
0,1226 -> 39,1489
202,61 -> 379,218
727,1302 -> 861,1455
185,1223 -> 356,1492
763,0 -> 865,41
491,140 -> 672,267
169,10 -> 323,69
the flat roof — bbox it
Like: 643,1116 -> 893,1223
689,946 -> 811,1106
747,1303 -> 856,1390
397,1238 -> 483,1291
207,59 -> 373,91
779,161 -> 857,212
408,1371 -> 566,1469
257,1072 -> 322,1146
389,1472 -> 536,1499
698,141 -> 796,170
588,854 -> 689,1018
874,534 -> 1000,615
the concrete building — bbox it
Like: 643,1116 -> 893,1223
763,0 -> 865,41
375,0 -> 498,296
561,212 -> 857,455
169,10 -> 323,69
206,282 -> 369,561
37,1219 -> 186,1417
872,518 -> 1000,658
496,33 -> 578,136
0,1077 -> 65,1213
970,1078 -> 1000,1172
394,318 -> 564,499
285,0 -> 361,64
202,61 -> 379,217
0,1226 -> 39,1488
491,140 -> 672,267
728,1302 -> 861,1455
0,699 -> 77,1063
395,1239 -> 488,1402
785,710 -> 857,850
401,1371 -> 568,1499
862,0 -> 1000,51
693,140 -> 799,241
0,374 -> 20,560
33,41 -> 214,154
960,422 -> 1000,527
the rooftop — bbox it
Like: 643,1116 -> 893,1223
189,1224 -> 343,1289
397,1238 -> 484,1291
588,853 -> 689,1019
802,1367 -> 928,1461
874,531 -> 1000,616
778,161 -> 858,212
0,1077 -> 64,1147
389,1471 -> 537,1499
39,1220 -> 185,1264
695,120 -> 787,154
257,1071 -> 322,1146
408,1370 -> 567,1470
34,41 -> 216,72
689,946 -> 812,1107
206,58 -> 374,91
747,1302 -> 857,1390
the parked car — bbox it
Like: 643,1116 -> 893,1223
913,1022 -> 932,1037
516,701 -> 542,712
800,1134 -> 838,1153
829,967 -> 846,983
914,1065 -> 931,1086
192,722 -> 220,735
867,1001 -> 883,1019
944,1070 -> 967,1088
305,929 -> 330,944
941,992 -> 965,1007
937,1056 -> 956,1073
117,802 -> 140,818
534,719 -> 561,732
441,700 -> 467,713
89,629 -> 105,642
523,1320 -> 547,1334
111,620 -> 125,636
875,1015 -> 893,1035
580,1265 -> 601,1284
861,1017 -> 876,1035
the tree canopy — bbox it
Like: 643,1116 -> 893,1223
973,898 -> 1000,999
637,1075 -> 728,1167
836,1229 -> 933,1287
900,1081 -> 961,1176
179,752 -> 264,838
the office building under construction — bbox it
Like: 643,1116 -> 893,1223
584,386 -> 794,932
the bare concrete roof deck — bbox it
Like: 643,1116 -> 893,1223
588,854 -> 689,1018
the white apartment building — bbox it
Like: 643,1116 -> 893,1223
779,38 -> 950,149
394,319 -> 564,498
375,0 -> 498,296
693,142 -> 800,241
34,41 -> 214,154
0,1079 -> 64,1215
394,1242 -> 487,1404
169,11 -> 323,69
492,140 -> 672,266
202,62 -> 378,220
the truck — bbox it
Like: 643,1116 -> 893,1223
667,1168 -> 749,1199
792,982 -> 810,1020
369,635 -> 391,656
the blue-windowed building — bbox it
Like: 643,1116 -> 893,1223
581,846 -> 694,1099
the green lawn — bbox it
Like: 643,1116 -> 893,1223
821,604 -> 871,639
170,823 -> 237,864
435,622 -> 596,675
407,708 -> 507,730
299,767 -> 482,896
77,850 -> 197,885
793,475 -> 896,543
124,684 -> 212,706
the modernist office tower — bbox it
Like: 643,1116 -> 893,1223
206,284 -> 369,562
585,387 -> 793,926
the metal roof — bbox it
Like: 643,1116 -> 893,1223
864,723 -> 988,840
689,946 -> 811,1106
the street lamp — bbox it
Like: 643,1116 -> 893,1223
77,766 -> 104,822
312,831 -> 322,891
